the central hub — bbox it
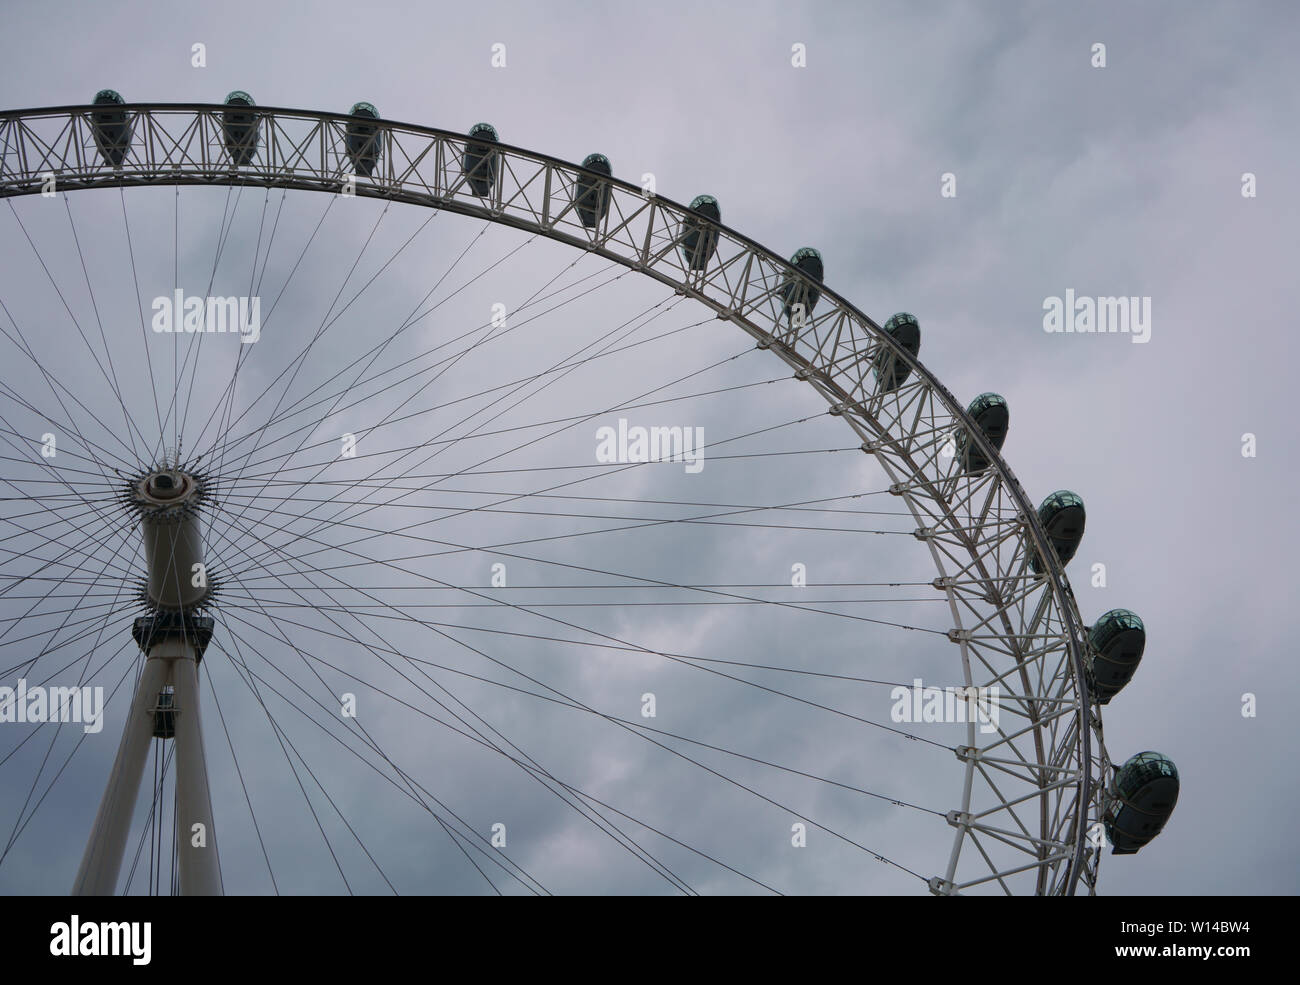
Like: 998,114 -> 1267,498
126,467 -> 210,611
139,469 -> 195,504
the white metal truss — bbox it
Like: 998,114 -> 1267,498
0,102 -> 1111,894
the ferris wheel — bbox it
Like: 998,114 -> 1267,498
0,91 -> 1179,895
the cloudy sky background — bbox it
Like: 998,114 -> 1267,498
0,0 -> 1296,895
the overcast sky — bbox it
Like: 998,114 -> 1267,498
0,0 -> 1295,896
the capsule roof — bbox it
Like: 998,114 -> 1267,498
1039,489 -> 1085,524
968,391 -> 1007,419
791,246 -> 823,271
1091,608 -> 1144,649
469,122 -> 498,140
225,90 -> 254,106
94,89 -> 124,105
1114,751 -> 1178,803
686,196 -> 721,226
581,153 -> 611,172
349,102 -> 378,118
883,315 -> 925,348
879,312 -> 921,355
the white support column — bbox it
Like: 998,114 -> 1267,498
81,466 -> 222,895
166,637 -> 223,895
72,654 -> 169,895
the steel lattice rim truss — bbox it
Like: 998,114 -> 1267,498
0,103 -> 1113,895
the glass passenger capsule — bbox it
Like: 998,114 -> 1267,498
1104,751 -> 1179,854
574,153 -> 612,229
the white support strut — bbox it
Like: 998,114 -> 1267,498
165,636 -> 223,896
72,634 -> 223,896
72,654 -> 169,895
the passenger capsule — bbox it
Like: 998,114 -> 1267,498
574,153 -> 612,228
222,91 -> 258,166
463,123 -> 499,198
1030,490 -> 1085,574
1034,491 -> 1086,574
1103,751 -> 1179,854
344,102 -> 381,177
1088,608 -> 1145,704
679,195 -> 720,271
780,247 -> 823,321
872,312 -> 921,391
956,392 -> 1009,473
90,89 -> 131,168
